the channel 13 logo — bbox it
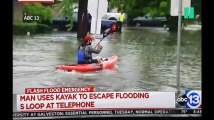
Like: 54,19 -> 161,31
177,90 -> 201,109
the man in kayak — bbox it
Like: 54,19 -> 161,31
77,35 -> 103,64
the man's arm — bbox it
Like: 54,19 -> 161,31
88,45 -> 102,54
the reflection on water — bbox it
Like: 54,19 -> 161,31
13,27 -> 201,95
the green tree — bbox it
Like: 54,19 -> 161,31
52,0 -> 80,31
59,0 -> 74,31
23,3 -> 52,25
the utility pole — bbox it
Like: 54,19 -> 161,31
176,0 -> 182,96
77,0 -> 88,39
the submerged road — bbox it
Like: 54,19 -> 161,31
13,27 -> 201,113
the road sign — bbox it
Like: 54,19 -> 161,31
88,0 -> 108,34
170,0 -> 191,16
184,7 -> 194,19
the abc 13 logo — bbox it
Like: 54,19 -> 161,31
177,90 -> 201,109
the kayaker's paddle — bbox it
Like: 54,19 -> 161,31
94,37 -> 104,48
95,28 -> 111,48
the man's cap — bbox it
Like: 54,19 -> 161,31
84,35 -> 93,41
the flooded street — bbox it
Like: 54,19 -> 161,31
13,27 -> 201,96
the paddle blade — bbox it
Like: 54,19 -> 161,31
103,28 -> 111,38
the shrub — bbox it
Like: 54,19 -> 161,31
37,24 -> 52,33
13,23 -> 52,35
13,23 -> 37,35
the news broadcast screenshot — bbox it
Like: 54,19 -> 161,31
13,0 -> 201,119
